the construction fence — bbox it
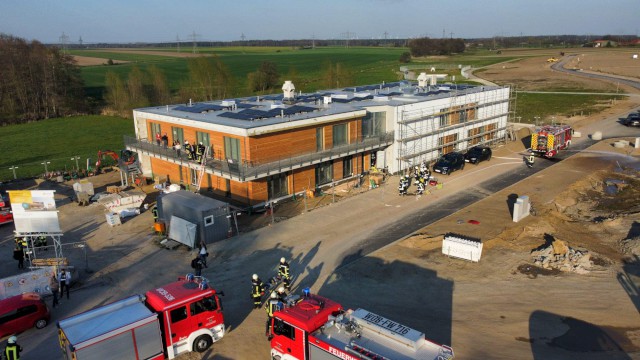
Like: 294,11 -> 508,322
0,152 -> 98,182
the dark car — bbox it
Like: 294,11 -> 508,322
624,113 -> 640,127
433,152 -> 465,175
464,146 -> 492,164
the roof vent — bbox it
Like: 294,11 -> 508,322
282,80 -> 296,99
417,72 -> 429,87
221,100 -> 236,107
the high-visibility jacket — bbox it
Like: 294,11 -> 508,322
252,280 -> 264,297
266,299 -> 280,317
278,262 -> 290,280
528,155 -> 535,163
5,343 -> 22,360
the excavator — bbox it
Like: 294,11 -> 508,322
93,150 -> 137,174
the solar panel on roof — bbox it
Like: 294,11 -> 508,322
174,104 -> 224,113
236,103 -> 256,109
219,112 -> 252,120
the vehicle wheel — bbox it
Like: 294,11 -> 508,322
461,163 -> 465,170
273,356 -> 282,360
442,170 -> 448,175
35,318 -> 48,329
488,154 -> 492,161
193,335 -> 213,353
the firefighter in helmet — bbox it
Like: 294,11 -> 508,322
265,292 -> 280,338
276,286 -> 288,303
278,257 -> 291,290
251,274 -> 265,309
5,335 -> 23,360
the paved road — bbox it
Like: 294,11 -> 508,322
552,55 -> 640,91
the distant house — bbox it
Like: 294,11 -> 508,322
593,40 -> 617,48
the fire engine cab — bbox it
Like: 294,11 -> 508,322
530,124 -> 573,158
57,276 -> 225,360
269,292 -> 454,360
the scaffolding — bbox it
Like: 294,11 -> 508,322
396,86 -> 511,172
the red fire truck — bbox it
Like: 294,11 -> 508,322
269,292 -> 454,360
530,124 -> 573,158
57,276 -> 225,360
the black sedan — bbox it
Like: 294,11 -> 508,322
433,152 -> 465,175
624,113 -> 640,127
464,146 -> 492,164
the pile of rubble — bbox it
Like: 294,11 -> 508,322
530,238 -> 592,274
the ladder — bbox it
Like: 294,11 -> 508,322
194,145 -> 210,193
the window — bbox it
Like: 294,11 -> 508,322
204,215 -> 214,227
268,173 -> 289,199
316,127 -> 324,151
315,162 -> 333,186
342,156 -> 353,179
439,109 -> 450,127
332,124 -> 348,147
362,112 -> 386,138
172,127 -> 184,144
190,168 -> 198,186
458,110 -> 467,123
273,319 -> 295,340
170,306 -> 187,323
224,137 -> 241,163
151,123 -> 161,141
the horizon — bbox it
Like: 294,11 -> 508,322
1,0 -> 638,45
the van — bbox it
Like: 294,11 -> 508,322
0,292 -> 50,337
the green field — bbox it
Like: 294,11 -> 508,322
0,116 -> 134,181
0,46 -> 628,181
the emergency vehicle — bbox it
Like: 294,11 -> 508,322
530,124 -> 573,158
57,276 -> 225,360
269,292 -> 454,360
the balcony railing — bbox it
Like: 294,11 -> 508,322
124,131 -> 394,182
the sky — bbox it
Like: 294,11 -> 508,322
1,0 -> 638,44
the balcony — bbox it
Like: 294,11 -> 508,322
124,131 -> 394,182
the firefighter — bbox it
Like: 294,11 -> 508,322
196,142 -> 204,163
276,286 -> 288,303
278,257 -> 291,290
524,153 -> 535,168
184,140 -> 193,160
251,274 -> 265,309
35,235 -> 47,249
416,178 -> 425,195
265,292 -> 280,338
5,335 -> 23,360
151,205 -> 158,223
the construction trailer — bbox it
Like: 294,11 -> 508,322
157,190 -> 231,248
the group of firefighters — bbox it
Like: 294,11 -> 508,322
249,257 -> 292,338
181,140 -> 207,163
398,160 -> 432,196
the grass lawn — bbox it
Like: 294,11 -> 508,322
0,115 -> 133,181
514,92 -> 625,123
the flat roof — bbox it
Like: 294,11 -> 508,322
135,82 -> 501,130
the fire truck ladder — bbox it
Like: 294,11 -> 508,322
194,146 -> 210,193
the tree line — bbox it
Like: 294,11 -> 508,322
408,37 -> 466,56
0,34 -> 364,123
0,34 -> 85,125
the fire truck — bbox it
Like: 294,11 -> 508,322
57,276 -> 225,360
530,124 -> 573,158
269,292 -> 454,360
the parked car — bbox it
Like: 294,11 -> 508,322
624,113 -> 640,127
464,146 -> 492,164
0,292 -> 50,337
433,152 -> 465,175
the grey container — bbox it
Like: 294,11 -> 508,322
157,190 -> 231,246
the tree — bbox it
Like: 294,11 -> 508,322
399,52 -> 411,63
127,66 -> 148,108
321,61 -> 353,89
147,65 -> 171,105
0,34 -> 84,124
104,71 -> 128,115
179,56 -> 233,102
247,61 -> 279,93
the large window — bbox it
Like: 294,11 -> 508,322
267,173 -> 289,199
439,109 -> 450,127
196,132 -> 211,158
224,137 -> 241,163
150,123 -> 161,141
332,124 -> 348,147
342,156 -> 353,179
170,306 -> 187,323
172,127 -> 184,144
315,162 -> 333,186
316,127 -> 324,151
362,111 -> 386,138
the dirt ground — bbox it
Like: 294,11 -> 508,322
72,49 -> 209,66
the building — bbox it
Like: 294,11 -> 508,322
129,77 -> 510,206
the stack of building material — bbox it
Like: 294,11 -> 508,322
530,239 -> 592,274
98,191 -> 146,215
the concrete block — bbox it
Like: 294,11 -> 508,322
591,131 -> 602,140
